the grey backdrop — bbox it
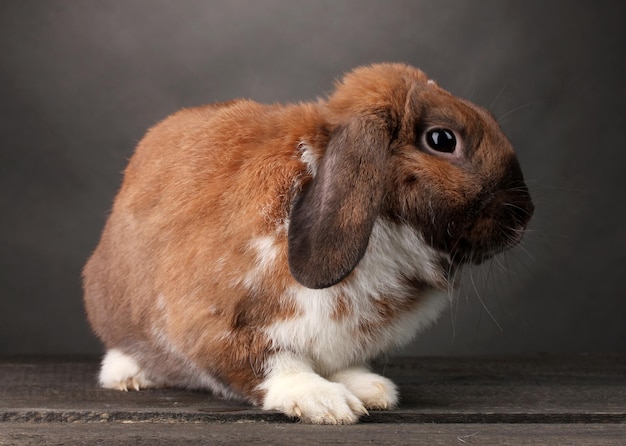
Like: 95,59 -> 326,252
1,0 -> 624,356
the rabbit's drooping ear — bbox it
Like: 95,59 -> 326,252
288,115 -> 392,289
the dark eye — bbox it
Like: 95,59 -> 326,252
426,128 -> 456,153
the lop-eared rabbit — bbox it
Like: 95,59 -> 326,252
84,63 -> 533,424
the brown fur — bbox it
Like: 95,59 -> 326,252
84,101 -> 322,402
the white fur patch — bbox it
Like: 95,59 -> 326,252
99,349 -> 155,391
242,236 -> 280,291
260,352 -> 367,424
297,141 -> 320,177
264,220 -> 451,375
250,236 -> 280,270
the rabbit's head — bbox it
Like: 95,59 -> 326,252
288,63 -> 533,289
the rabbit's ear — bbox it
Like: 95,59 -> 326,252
288,115 -> 392,289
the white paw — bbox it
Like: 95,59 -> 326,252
261,371 -> 368,424
99,349 -> 155,391
329,367 -> 399,410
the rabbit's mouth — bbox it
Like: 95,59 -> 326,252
447,188 -> 534,265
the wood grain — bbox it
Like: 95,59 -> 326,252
1,356 -> 625,444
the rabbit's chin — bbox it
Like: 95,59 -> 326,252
448,216 -> 530,266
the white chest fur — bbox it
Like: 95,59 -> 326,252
263,220 -> 451,376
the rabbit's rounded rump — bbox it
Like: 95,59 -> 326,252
83,63 -> 533,424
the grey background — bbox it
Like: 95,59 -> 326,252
1,0 -> 624,356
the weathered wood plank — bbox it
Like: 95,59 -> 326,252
2,356 -> 626,444
2,422 -> 626,446
2,355 -> 625,425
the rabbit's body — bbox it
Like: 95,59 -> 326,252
84,64 -> 533,423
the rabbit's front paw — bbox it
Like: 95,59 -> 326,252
330,367 -> 399,410
261,371 -> 368,424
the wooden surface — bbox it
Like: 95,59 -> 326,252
1,355 -> 625,444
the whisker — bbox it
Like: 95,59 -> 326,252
497,100 -> 541,122
514,242 -> 535,261
505,186 -> 534,193
489,84 -> 508,111
503,202 -> 533,218
523,179 -> 585,194
468,255 -> 504,332
493,255 -> 512,275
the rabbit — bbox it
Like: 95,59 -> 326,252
83,63 -> 534,424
